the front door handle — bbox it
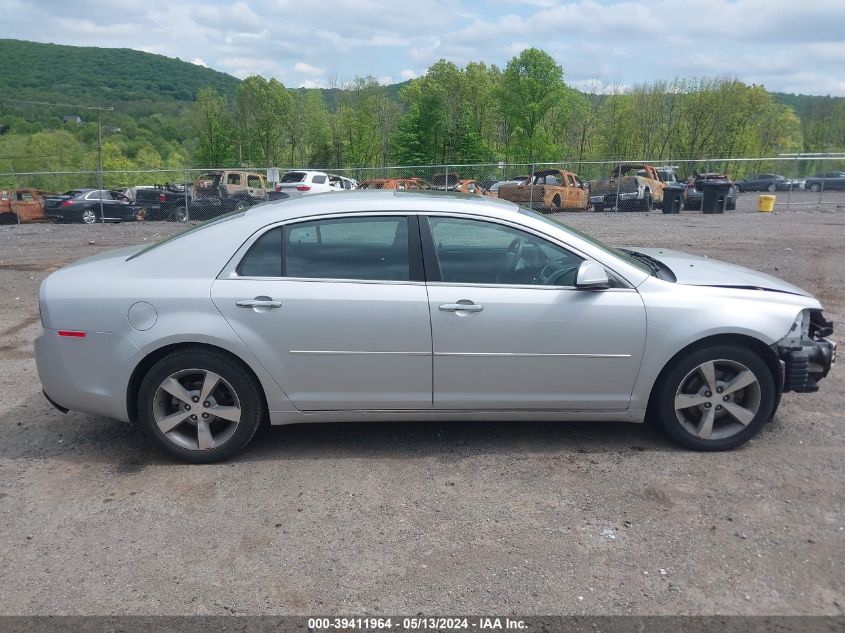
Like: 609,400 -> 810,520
236,298 -> 282,309
439,302 -> 484,313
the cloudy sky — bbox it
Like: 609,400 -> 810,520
3,0 -> 844,95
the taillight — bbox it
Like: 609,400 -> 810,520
275,184 -> 281,192
296,185 -> 311,192
60,199 -> 73,207
158,193 -> 166,203
57,330 -> 86,338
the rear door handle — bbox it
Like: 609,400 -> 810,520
236,298 -> 282,309
439,302 -> 484,313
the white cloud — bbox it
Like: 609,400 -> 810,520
294,61 -> 325,75
191,57 -> 207,67
3,0 -> 844,95
300,79 -> 326,89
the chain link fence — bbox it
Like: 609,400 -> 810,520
1,156 -> 843,225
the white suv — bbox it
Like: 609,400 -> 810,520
276,170 -> 333,195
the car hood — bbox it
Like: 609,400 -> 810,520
630,248 -> 810,296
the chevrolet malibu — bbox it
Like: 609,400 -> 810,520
35,192 -> 835,462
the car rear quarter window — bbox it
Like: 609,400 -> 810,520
284,216 -> 409,281
312,175 -> 327,184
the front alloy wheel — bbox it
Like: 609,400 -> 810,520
654,346 -> 776,450
82,209 -> 98,224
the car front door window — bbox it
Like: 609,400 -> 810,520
426,216 -> 583,286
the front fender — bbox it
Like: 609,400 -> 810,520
630,277 -> 821,408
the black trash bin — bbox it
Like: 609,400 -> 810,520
701,180 -> 732,214
662,183 -> 685,214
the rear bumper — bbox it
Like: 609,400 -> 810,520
35,329 -> 141,421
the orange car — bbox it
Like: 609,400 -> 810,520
358,178 -> 429,190
454,180 -> 492,196
0,188 -> 51,224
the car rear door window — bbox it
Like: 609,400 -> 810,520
312,175 -> 327,184
285,216 -> 410,281
237,227 -> 283,277
425,216 -> 583,286
247,175 -> 262,188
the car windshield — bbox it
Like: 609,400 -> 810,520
127,211 -> 246,260
518,208 -> 655,276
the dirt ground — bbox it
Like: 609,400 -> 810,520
0,203 -> 843,616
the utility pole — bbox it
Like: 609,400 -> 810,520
97,108 -> 104,222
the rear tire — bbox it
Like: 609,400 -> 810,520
593,202 -> 605,213
652,345 -> 776,451
0,212 -> 18,225
639,192 -> 653,212
81,208 -> 98,224
138,348 -> 264,463
809,183 -> 821,192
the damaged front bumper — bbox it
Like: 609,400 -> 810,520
777,310 -> 836,393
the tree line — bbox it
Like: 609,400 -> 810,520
2,47 -> 844,190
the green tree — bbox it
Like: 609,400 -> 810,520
498,48 -> 568,162
189,87 -> 233,167
235,76 -> 292,166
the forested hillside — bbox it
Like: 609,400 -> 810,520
0,39 -> 843,182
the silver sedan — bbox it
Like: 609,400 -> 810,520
35,191 -> 836,462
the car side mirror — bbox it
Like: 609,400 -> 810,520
575,261 -> 610,290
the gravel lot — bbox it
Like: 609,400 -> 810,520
0,202 -> 843,616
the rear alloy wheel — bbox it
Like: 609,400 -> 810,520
81,209 -> 98,224
654,346 -> 776,451
809,183 -> 821,192
767,183 -> 777,192
139,349 -> 263,462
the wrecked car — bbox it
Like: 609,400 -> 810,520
589,163 -> 668,212
35,192 -> 835,462
497,169 -> 588,212
0,188 -> 51,224
358,178 -> 430,190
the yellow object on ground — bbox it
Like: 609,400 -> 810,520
758,194 -> 776,212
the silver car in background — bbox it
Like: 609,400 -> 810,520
35,192 -> 835,462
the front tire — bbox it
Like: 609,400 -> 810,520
652,345 -> 776,451
809,183 -> 821,192
138,348 -> 264,463
767,183 -> 776,192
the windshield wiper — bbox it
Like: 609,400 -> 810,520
621,249 -> 661,274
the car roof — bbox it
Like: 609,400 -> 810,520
245,190 -> 519,223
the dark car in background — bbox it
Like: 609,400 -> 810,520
133,183 -> 190,221
805,172 -> 845,192
683,173 -> 739,210
735,174 -> 804,192
44,189 -> 140,224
